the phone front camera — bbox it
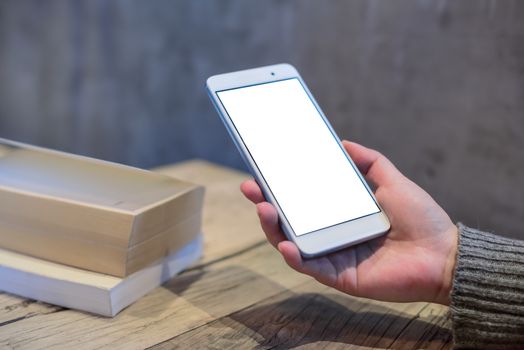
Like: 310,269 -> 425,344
271,72 -> 275,76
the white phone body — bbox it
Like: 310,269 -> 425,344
206,63 -> 390,257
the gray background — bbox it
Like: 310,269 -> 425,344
0,0 -> 523,238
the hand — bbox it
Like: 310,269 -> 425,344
240,141 -> 458,305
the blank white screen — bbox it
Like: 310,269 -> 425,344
217,78 -> 379,236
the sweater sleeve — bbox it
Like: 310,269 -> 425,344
450,223 -> 524,349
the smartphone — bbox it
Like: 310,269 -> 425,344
206,63 -> 390,257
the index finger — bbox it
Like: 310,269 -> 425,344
240,179 -> 266,204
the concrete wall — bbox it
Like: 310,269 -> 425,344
0,0 -> 523,238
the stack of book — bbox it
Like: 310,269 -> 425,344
0,139 -> 204,316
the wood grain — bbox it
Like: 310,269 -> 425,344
0,242 -> 452,350
0,292 -> 63,327
151,278 -> 451,350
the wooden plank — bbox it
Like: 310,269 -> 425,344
0,242 -> 310,349
151,279 -> 451,350
153,160 -> 265,265
0,241 -> 452,349
0,292 -> 62,326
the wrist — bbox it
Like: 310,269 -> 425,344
435,225 -> 459,305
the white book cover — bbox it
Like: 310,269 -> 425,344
0,234 -> 202,317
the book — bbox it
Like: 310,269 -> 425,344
0,233 -> 202,317
0,138 -> 205,277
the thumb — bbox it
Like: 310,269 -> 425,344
342,140 -> 404,188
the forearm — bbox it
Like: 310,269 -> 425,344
450,224 -> 524,349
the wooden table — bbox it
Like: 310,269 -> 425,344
0,160 -> 452,349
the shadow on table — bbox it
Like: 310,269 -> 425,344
156,264 -> 452,349
226,292 -> 452,349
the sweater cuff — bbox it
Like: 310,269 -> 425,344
450,223 -> 524,349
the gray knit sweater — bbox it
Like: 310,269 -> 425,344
450,224 -> 524,349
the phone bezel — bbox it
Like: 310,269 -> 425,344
206,63 -> 390,257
